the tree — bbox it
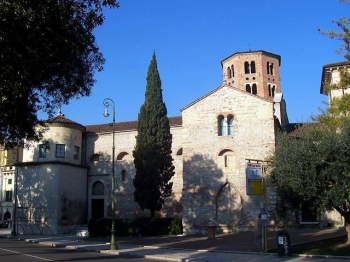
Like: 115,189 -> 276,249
133,53 -> 175,218
0,0 -> 119,145
317,0 -> 350,127
271,121 -> 350,243
318,93 -> 350,128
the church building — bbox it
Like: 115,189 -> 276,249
12,50 -> 290,234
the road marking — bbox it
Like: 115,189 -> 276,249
0,247 -> 54,261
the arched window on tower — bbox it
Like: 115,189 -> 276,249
231,65 -> 234,77
228,115 -> 234,135
252,83 -> 257,95
267,62 -> 274,75
218,115 -> 226,136
251,61 -> 256,73
267,62 -> 270,74
268,84 -> 275,97
227,67 -> 231,79
244,61 -> 250,74
246,84 -> 251,93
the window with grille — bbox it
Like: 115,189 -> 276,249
56,144 -> 66,158
5,191 -> 12,202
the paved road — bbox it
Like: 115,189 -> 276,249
0,238 -> 160,262
1,228 -> 350,261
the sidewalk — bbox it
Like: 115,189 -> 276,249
0,227 -> 349,261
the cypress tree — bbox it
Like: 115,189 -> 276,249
133,52 -> 175,218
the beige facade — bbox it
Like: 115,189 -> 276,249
0,144 -> 23,227
16,114 -> 88,234
320,61 -> 350,101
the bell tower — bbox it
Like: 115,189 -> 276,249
221,50 -> 281,100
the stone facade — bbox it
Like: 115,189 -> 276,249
7,50 -> 297,234
84,50 -> 288,234
180,86 -> 277,234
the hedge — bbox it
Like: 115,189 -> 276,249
88,217 -> 183,237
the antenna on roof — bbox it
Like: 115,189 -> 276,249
249,44 -> 251,51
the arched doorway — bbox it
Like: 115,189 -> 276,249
91,181 -> 105,219
216,182 -> 243,229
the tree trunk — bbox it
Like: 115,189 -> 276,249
345,215 -> 350,244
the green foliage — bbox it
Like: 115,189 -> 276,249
0,0 -> 119,144
323,69 -> 350,92
317,1 -> 350,133
318,94 -> 350,129
133,53 -> 175,217
271,121 -> 350,221
88,217 -> 183,237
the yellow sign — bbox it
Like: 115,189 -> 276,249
249,179 -> 263,195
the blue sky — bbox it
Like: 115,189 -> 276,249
45,0 -> 348,125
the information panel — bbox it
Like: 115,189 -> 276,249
246,162 -> 263,195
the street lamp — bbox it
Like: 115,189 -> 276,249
103,98 -> 117,250
11,144 -> 19,236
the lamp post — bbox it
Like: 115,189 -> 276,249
11,144 -> 19,236
103,98 -> 117,250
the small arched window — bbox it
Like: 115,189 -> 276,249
228,116 -> 234,135
267,62 -> 274,75
267,62 -> 270,74
117,152 -> 129,161
244,61 -> 250,74
176,148 -> 183,156
252,83 -> 257,95
251,61 -> 256,73
227,67 -> 231,79
90,154 -> 101,162
246,84 -> 251,93
218,115 -> 226,136
231,65 -> 234,78
92,181 -> 104,195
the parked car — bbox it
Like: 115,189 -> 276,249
2,220 -> 9,228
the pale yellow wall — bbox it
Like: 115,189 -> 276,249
23,125 -> 83,165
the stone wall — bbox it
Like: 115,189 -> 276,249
86,125 -> 184,219
181,85 -> 276,234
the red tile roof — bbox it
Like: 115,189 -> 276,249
86,116 -> 182,134
46,115 -> 84,127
